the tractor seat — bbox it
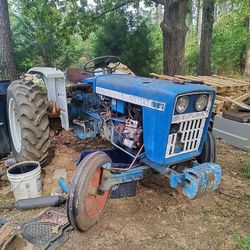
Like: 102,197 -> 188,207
65,68 -> 93,93
65,68 -> 93,83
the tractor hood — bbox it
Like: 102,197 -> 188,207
94,74 -> 215,106
93,74 -> 215,166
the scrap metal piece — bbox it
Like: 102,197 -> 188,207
72,118 -> 99,139
213,114 -> 250,151
2,234 -> 34,250
21,222 -> 58,247
19,210 -> 71,250
0,217 -> 6,226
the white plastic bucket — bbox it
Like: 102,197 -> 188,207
7,161 -> 42,201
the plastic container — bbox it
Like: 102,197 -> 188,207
77,148 -> 137,199
7,161 -> 42,201
0,80 -> 11,157
111,181 -> 137,199
0,80 -> 10,96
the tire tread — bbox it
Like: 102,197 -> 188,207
7,80 -> 50,164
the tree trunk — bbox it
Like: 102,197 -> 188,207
161,0 -> 189,75
0,0 -> 17,81
214,4 -> 217,22
244,17 -> 250,76
196,0 -> 202,45
155,4 -> 163,25
197,0 -> 215,75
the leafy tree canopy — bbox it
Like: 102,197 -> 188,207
10,0 -> 95,70
92,8 -> 162,76
212,0 -> 249,74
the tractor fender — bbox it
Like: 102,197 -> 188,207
27,67 -> 69,130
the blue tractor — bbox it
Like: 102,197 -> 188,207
6,56 -> 222,231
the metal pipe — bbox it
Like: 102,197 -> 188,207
0,196 -> 66,211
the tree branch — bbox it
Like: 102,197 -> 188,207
92,0 -> 135,20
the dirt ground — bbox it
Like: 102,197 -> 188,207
0,131 -> 250,250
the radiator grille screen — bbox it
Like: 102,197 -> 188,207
165,118 -> 206,157
165,93 -> 212,158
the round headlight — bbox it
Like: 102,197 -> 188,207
195,95 -> 208,111
176,96 -> 189,113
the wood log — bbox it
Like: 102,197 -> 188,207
224,97 -> 250,111
0,224 -> 14,247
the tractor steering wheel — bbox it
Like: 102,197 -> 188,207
83,55 -> 121,74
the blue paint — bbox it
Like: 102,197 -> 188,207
68,102 -> 81,122
99,165 -> 151,191
58,178 -> 69,193
71,92 -> 98,111
111,117 -> 126,123
83,109 -> 101,121
94,75 -> 214,102
93,74 -> 215,166
73,125 -> 97,139
82,77 -> 95,84
99,160 -> 222,200
112,99 -> 125,114
170,162 -> 222,199
169,172 -> 186,189
71,73 -> 222,200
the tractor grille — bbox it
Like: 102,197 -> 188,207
165,93 -> 213,158
165,117 -> 206,157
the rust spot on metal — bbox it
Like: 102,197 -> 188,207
47,101 -> 60,117
208,172 -> 215,183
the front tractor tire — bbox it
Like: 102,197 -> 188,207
197,130 -> 216,164
67,151 -> 112,232
7,80 -> 50,164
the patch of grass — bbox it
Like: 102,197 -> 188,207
244,97 -> 250,106
146,238 -> 170,250
235,235 -> 250,250
209,230 -> 225,248
201,207 -> 212,224
221,235 -> 250,250
242,160 -> 250,178
244,194 -> 250,207
222,202 -> 232,212
201,207 -> 212,215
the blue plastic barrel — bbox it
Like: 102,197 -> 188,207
0,80 -> 11,157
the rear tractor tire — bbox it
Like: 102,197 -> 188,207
7,80 -> 50,164
67,151 -> 112,231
